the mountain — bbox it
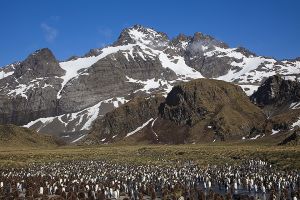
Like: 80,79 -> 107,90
0,124 -> 61,147
83,79 -> 266,144
0,25 -> 299,143
251,75 -> 300,137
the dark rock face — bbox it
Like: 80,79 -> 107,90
14,48 -> 65,78
191,32 -> 228,49
250,75 -> 300,133
185,54 -> 235,78
0,85 -> 60,125
84,48 -> 103,57
251,75 -> 300,107
160,85 -> 207,126
0,49 -> 64,125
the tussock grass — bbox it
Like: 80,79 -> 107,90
0,143 -> 299,170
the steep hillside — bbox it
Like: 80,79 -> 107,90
0,124 -> 61,147
84,79 -> 267,144
158,79 -> 266,142
83,95 -> 164,144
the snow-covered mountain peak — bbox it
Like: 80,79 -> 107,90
114,25 -> 169,49
191,32 -> 228,48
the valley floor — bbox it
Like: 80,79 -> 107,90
0,143 -> 299,170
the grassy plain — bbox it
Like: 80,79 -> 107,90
0,142 -> 299,170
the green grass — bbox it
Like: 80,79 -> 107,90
0,143 -> 299,170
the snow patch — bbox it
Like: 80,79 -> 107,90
271,129 -> 280,135
24,96 -> 128,133
158,54 -> 203,79
292,117 -> 300,128
290,102 -> 300,110
250,134 -> 261,140
0,71 -> 13,80
24,116 -> 55,132
151,118 -> 158,138
238,84 -> 259,96
126,76 -> 173,95
126,118 -> 153,137
71,134 -> 86,143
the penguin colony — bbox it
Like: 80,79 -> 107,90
0,159 -> 299,199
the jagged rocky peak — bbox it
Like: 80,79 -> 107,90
192,32 -> 210,42
14,48 -> 65,78
184,32 -> 228,56
84,48 -> 103,57
114,24 -> 169,48
251,75 -> 300,107
175,33 -> 190,41
191,32 -> 228,48
235,46 -> 257,57
66,55 -> 80,61
170,33 -> 191,50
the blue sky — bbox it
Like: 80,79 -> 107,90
0,0 -> 299,66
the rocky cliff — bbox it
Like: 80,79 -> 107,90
251,75 -> 300,108
250,75 -> 300,137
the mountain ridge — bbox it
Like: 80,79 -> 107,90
0,24 -> 299,143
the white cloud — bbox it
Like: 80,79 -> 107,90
41,23 -> 58,43
98,27 -> 112,38
50,15 -> 60,21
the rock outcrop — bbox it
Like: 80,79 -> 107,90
85,79 -> 267,144
250,75 -> 300,136
251,75 -> 300,108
